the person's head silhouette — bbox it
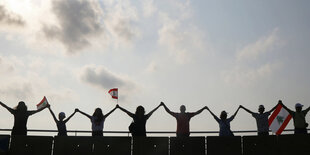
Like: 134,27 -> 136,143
295,103 -> 303,112
93,108 -> 104,122
135,106 -> 145,116
58,112 -> 66,121
278,100 -> 283,104
180,105 -> 186,113
258,105 -> 265,114
220,111 -> 227,120
16,101 -> 27,112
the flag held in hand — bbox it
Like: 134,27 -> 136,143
108,88 -> 118,99
37,96 -> 49,110
268,104 -> 292,135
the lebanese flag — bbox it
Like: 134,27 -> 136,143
37,96 -> 49,110
268,104 -> 292,135
108,88 -> 118,99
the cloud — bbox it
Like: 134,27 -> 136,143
236,28 -> 279,62
111,18 -> 135,42
158,13 -> 205,64
0,54 -> 78,103
0,81 -> 33,100
221,28 -> 283,86
141,0 -> 157,17
103,0 -> 139,45
0,0 -> 139,54
0,5 -> 25,26
222,63 -> 281,85
39,0 -> 139,54
79,65 -> 136,96
0,56 -> 15,73
0,75 -> 78,103
0,54 -> 25,74
145,61 -> 159,73
42,0 -> 103,53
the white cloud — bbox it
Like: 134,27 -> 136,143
141,0 -> 157,17
158,13 -> 205,64
103,0 -> 139,47
0,0 -> 139,54
42,0 -> 104,53
145,61 -> 159,73
222,28 -> 283,86
0,72 -> 78,103
0,55 -> 15,74
0,54 -> 78,103
79,64 -> 137,101
236,28 -> 279,62
0,5 -> 25,27
222,63 -> 281,85
0,80 -> 33,100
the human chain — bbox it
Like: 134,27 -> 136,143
0,100 -> 309,137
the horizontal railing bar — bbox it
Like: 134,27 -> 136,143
1,128 -> 308,134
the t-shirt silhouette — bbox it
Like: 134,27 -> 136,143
171,113 -> 195,136
132,115 -> 148,136
10,110 -> 34,135
56,121 -> 67,136
252,112 -> 271,133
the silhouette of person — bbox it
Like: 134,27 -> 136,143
161,102 -> 205,137
76,106 -> 117,136
47,105 -> 77,136
116,104 -> 162,137
206,106 -> 240,136
279,100 -> 310,134
0,101 -> 48,135
240,104 -> 277,136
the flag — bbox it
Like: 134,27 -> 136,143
108,88 -> 118,99
37,96 -> 49,110
268,104 -> 292,135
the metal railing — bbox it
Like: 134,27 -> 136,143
1,128 -> 308,136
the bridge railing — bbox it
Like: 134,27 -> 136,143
1,128 -> 306,136
0,129 -> 310,155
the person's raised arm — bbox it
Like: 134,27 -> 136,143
230,106 -> 241,120
205,106 -> 220,122
240,105 -> 254,115
48,105 -> 58,123
146,103 -> 162,119
0,101 -> 14,114
161,102 -> 176,116
76,109 -> 92,120
191,106 -> 206,117
116,104 -> 134,118
304,106 -> 310,114
64,109 -> 78,123
104,106 -> 117,119
278,101 -> 293,115
268,104 -> 279,113
28,104 -> 49,116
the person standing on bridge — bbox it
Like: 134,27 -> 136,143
279,100 -> 310,134
206,106 -> 240,136
47,105 -> 78,136
161,102 -> 206,137
76,106 -> 117,136
0,101 -> 48,135
116,104 -> 162,137
240,104 -> 278,136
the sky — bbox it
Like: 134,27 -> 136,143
0,0 -> 310,136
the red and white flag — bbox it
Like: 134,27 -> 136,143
37,96 -> 49,110
268,104 -> 292,135
108,88 -> 118,99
